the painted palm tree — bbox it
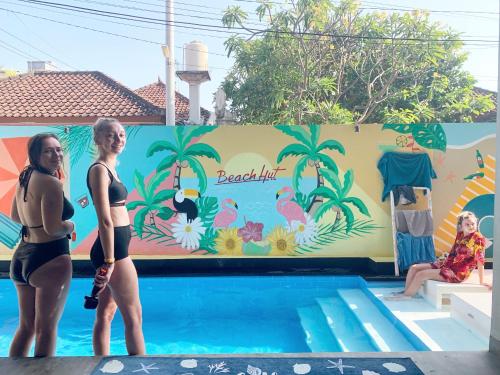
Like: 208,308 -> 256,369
146,126 -> 221,194
126,169 -> 176,238
275,124 -> 345,215
310,168 -> 370,233
53,125 -> 143,166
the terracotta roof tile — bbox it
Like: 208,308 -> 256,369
135,79 -> 210,124
0,71 -> 164,122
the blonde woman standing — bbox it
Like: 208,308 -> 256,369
86,118 -> 145,355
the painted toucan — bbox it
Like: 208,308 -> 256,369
173,188 -> 201,222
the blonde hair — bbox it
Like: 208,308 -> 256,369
93,117 -> 122,143
456,211 -> 478,232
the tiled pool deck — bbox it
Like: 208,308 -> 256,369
1,352 -> 500,374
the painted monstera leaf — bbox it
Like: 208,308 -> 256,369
382,123 -> 413,134
383,123 -> 447,151
411,124 -> 447,152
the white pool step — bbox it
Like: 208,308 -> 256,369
451,292 -> 492,338
316,297 -> 377,352
338,289 -> 415,352
296,304 -> 342,352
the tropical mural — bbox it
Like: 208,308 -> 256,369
0,123 -> 495,263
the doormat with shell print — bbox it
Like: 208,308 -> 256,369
92,356 -> 424,375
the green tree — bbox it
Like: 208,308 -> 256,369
222,0 -> 493,125
275,124 -> 344,215
310,168 -> 370,232
126,169 -> 176,238
146,126 -> 221,194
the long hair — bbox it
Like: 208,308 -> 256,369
456,211 -> 478,232
19,133 -> 62,201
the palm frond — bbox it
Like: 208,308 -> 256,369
275,125 -> 312,148
146,140 -> 178,157
138,223 -> 176,244
276,143 -> 310,163
148,169 -> 171,195
316,139 -> 346,155
297,218 -> 381,253
309,124 -> 320,147
187,156 -> 208,194
52,126 -> 94,166
184,143 -> 221,162
292,156 -> 308,192
317,153 -> 339,175
125,125 -> 142,139
182,125 -> 219,147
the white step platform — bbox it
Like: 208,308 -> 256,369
450,292 -> 492,338
316,297 -> 377,352
296,304 -> 341,352
369,286 -> 489,351
338,289 -> 415,352
420,270 -> 492,310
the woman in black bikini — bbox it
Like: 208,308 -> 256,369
9,133 -> 74,357
87,118 -> 145,355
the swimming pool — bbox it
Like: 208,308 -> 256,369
0,276 -> 427,356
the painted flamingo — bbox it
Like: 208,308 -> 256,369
213,198 -> 238,228
276,186 -> 306,225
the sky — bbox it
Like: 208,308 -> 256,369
0,0 -> 498,113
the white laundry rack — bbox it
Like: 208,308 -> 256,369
389,187 -> 432,276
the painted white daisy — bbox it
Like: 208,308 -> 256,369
171,214 -> 206,250
287,214 -> 317,245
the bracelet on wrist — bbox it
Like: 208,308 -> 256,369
104,258 -> 115,265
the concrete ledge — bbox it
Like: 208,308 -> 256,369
421,280 -> 490,310
451,292 -> 492,338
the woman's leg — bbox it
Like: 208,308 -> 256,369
109,257 -> 145,355
9,284 -> 36,357
93,286 -> 118,355
404,268 -> 445,297
405,263 -> 433,291
29,254 -> 72,357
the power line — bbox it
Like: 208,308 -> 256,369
0,8 -> 232,69
0,26 -> 78,69
10,0 -> 500,43
2,0 -> 241,41
0,38 -> 39,60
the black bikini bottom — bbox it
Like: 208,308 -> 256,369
90,225 -> 131,269
10,237 -> 70,285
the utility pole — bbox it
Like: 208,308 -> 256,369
489,0 -> 500,352
165,0 -> 175,125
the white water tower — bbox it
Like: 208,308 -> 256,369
176,41 -> 211,124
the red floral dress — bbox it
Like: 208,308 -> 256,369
431,231 -> 486,283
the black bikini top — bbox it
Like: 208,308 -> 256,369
86,162 -> 128,207
21,170 -> 75,238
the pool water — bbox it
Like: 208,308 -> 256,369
0,276 -> 423,356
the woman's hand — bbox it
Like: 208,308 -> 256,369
94,262 -> 114,288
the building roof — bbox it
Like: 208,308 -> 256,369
135,79 -> 211,124
0,71 -> 165,124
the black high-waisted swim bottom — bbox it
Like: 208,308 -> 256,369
90,225 -> 131,269
10,237 -> 70,285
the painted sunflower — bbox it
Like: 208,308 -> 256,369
215,228 -> 243,256
268,226 -> 296,256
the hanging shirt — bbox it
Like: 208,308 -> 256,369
377,152 -> 437,201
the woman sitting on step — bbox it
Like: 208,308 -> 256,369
386,211 -> 491,300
